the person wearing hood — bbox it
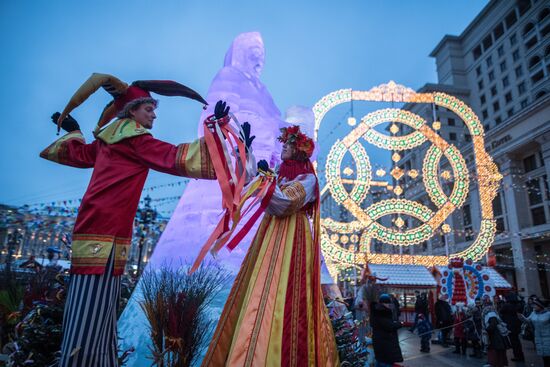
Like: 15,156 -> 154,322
520,297 -> 550,366
453,302 -> 468,355
371,294 -> 403,367
499,292 -> 525,361
435,295 -> 453,347
485,311 -> 510,367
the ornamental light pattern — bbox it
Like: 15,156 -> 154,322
313,82 -> 502,278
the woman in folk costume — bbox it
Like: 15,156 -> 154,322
200,125 -> 338,367
40,73 -> 248,367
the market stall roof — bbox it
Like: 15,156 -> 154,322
484,267 -> 513,289
435,266 -> 513,289
368,264 -> 438,286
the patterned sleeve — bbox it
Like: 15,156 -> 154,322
40,131 -> 97,168
129,135 -> 216,179
265,173 -> 317,217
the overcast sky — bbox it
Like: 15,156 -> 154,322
0,0 -> 487,213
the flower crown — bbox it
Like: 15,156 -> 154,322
277,125 -> 315,158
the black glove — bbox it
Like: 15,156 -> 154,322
214,100 -> 230,120
239,121 -> 255,152
51,112 -> 80,133
257,159 -> 270,173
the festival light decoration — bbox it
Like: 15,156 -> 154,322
315,81 -> 502,268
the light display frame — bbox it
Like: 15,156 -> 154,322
315,81 -> 502,273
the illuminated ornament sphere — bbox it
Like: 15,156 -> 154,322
432,121 -> 441,130
408,169 -> 419,179
376,169 -> 386,177
314,81 -> 502,271
347,116 -> 357,126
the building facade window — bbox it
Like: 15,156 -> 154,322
495,23 -> 505,41
493,192 -> 506,234
486,55 -> 493,67
518,81 -> 526,94
521,99 -> 528,108
495,116 -> 502,125
473,45 -> 483,60
505,92 -> 513,103
531,70 -> 544,85
491,85 -> 498,96
480,94 -> 486,104
489,70 -> 495,81
512,49 -> 520,61
525,35 -> 538,50
493,101 -> 500,112
449,132 -> 457,141
476,65 -> 482,76
518,1 -> 531,17
524,154 -> 537,172
515,65 -> 523,77
448,118 -> 455,126
510,33 -> 517,46
500,60 -> 507,72
498,45 -> 505,57
506,11 -> 518,29
482,109 -> 488,119
526,177 -> 548,226
502,76 -> 509,87
507,107 -> 514,117
478,79 -> 484,90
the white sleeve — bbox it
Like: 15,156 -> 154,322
265,173 -> 317,217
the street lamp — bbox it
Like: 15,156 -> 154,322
5,229 -> 22,274
135,195 -> 157,276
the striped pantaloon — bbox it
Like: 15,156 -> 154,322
59,251 -> 121,367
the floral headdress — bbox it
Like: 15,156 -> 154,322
277,125 -> 315,159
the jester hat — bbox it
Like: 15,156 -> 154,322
56,73 -> 208,130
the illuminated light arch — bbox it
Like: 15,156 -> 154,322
315,81 -> 502,267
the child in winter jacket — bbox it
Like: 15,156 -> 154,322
416,313 -> 433,353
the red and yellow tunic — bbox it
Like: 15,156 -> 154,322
40,118 -> 216,275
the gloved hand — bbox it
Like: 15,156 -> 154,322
51,112 -> 80,133
239,121 -> 255,152
257,159 -> 271,173
214,100 -> 230,120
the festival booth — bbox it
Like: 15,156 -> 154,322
433,258 -> 513,305
366,263 -> 438,326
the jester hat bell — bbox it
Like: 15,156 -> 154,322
57,73 -> 208,130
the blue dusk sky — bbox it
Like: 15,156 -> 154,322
0,1 -> 487,214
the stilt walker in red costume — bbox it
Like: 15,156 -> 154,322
197,125 -> 339,367
40,73 -> 240,367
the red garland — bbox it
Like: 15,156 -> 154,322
277,125 -> 315,158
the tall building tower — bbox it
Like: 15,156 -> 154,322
401,0 -> 550,297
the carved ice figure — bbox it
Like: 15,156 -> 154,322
118,32 -> 293,365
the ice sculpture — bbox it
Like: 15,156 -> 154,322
118,32 -> 293,366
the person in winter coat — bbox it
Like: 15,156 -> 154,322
435,295 -> 453,347
499,292 -> 525,361
453,303 -> 468,355
411,292 -> 429,332
465,304 -> 483,358
485,311 -> 510,367
520,297 -> 550,367
371,294 -> 403,367
416,313 -> 433,353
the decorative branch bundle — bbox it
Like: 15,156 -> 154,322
139,262 -> 230,367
